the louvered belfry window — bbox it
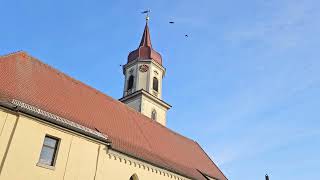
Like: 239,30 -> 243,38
153,77 -> 158,92
128,75 -> 134,90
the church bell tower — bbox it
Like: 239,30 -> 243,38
119,17 -> 171,126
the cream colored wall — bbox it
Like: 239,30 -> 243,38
123,62 -> 151,96
137,62 -> 149,92
123,60 -> 164,100
0,110 -> 100,180
63,137 -> 99,180
96,149 -> 189,180
0,108 -> 187,180
0,109 -> 17,169
124,64 -> 138,96
148,61 -> 164,99
141,95 -> 167,126
123,94 -> 167,126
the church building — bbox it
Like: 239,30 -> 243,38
0,18 -> 227,180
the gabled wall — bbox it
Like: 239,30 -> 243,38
0,108 -> 188,180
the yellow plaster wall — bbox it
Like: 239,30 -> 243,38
96,150 -> 189,180
0,108 -> 188,180
124,61 -> 164,100
63,136 -> 99,180
0,109 -> 7,135
0,114 -> 73,180
0,110 -> 17,169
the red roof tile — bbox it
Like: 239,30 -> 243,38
0,52 -> 227,180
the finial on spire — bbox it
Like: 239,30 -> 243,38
139,19 -> 152,47
146,14 -> 150,22
141,9 -> 151,23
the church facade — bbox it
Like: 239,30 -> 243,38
0,20 -> 227,180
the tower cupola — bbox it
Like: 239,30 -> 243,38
127,22 -> 163,65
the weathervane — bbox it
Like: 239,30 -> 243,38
139,9 -> 190,38
141,9 -> 151,22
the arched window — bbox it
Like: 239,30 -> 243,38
127,75 -> 134,90
153,77 -> 159,92
130,174 -> 139,180
151,109 -> 157,120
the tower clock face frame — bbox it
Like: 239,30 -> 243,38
139,64 -> 149,72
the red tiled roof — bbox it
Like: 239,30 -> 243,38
128,23 -> 163,65
0,52 -> 227,180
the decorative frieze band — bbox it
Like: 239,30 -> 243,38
107,152 -> 186,180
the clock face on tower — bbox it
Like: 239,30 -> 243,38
139,64 -> 149,72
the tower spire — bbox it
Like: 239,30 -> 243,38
139,22 -> 152,47
127,12 -> 163,65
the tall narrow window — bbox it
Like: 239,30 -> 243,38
127,75 -> 134,90
153,77 -> 159,92
151,109 -> 157,120
38,135 -> 59,166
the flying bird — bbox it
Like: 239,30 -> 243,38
169,21 -> 175,24
185,34 -> 189,38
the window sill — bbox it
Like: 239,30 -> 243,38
36,162 -> 56,170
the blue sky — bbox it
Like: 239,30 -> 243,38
1,0 -> 319,179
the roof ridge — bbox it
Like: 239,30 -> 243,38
0,51 -> 27,58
